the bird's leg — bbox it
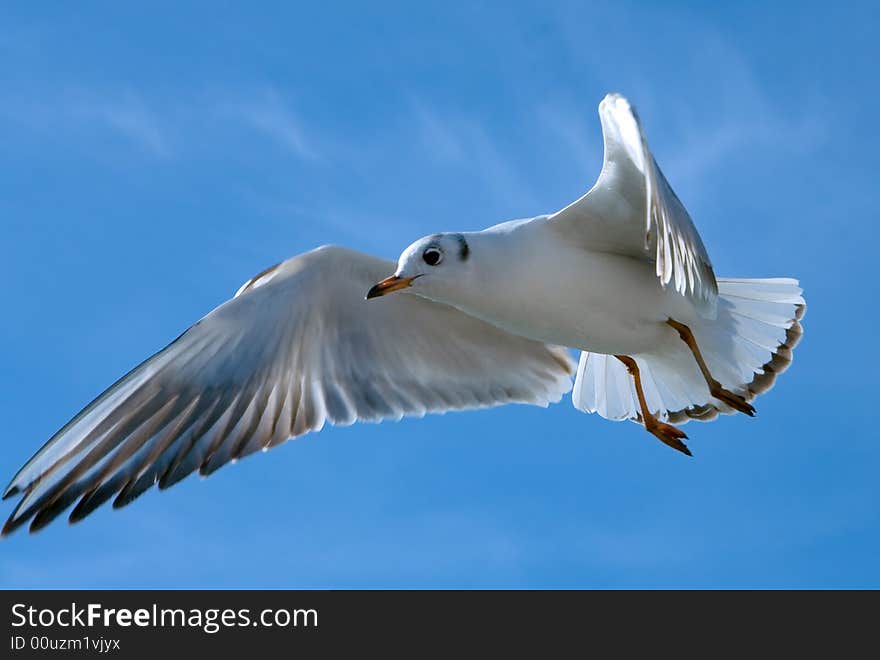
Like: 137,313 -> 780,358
614,355 -> 691,456
666,318 -> 755,416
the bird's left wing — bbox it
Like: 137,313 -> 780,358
3,245 -> 574,535
550,93 -> 718,317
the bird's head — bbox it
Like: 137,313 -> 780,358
366,232 -> 472,300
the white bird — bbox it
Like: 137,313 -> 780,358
2,93 -> 805,535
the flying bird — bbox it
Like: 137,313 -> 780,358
2,93 -> 805,535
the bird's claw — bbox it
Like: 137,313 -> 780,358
711,384 -> 756,417
646,420 -> 692,456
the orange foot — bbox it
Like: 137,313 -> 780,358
646,420 -> 692,456
710,383 -> 756,417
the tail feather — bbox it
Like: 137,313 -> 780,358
572,278 -> 805,424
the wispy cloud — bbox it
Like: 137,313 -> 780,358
0,84 -> 324,162
412,104 -> 539,212
219,88 -> 317,160
69,91 -> 171,156
536,100 -> 603,181
541,3 -> 827,198
0,87 -> 171,157
649,34 -> 827,192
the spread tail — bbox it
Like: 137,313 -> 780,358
573,278 -> 805,423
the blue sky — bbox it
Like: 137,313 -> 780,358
1,1 -> 877,588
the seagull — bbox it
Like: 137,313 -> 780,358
2,93 -> 805,535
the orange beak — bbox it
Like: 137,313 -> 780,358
366,275 -> 418,299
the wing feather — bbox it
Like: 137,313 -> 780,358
3,245 -> 574,534
550,93 -> 718,316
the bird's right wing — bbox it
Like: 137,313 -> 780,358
3,245 -> 575,535
550,93 -> 718,317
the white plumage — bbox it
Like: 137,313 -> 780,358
551,94 -> 717,316
3,93 -> 805,535
3,247 -> 574,533
573,278 -> 804,423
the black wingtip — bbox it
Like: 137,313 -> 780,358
1,517 -> 23,538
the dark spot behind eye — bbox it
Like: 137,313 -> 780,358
454,234 -> 469,261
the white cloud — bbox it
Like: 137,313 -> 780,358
541,3 -> 827,197
69,91 -> 171,156
0,87 -> 171,157
0,84 -> 324,162
412,104 -> 539,212
220,88 -> 317,160
536,100 -> 603,182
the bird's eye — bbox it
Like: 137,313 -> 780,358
422,248 -> 443,266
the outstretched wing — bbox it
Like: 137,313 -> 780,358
550,93 -> 718,317
3,245 -> 574,534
